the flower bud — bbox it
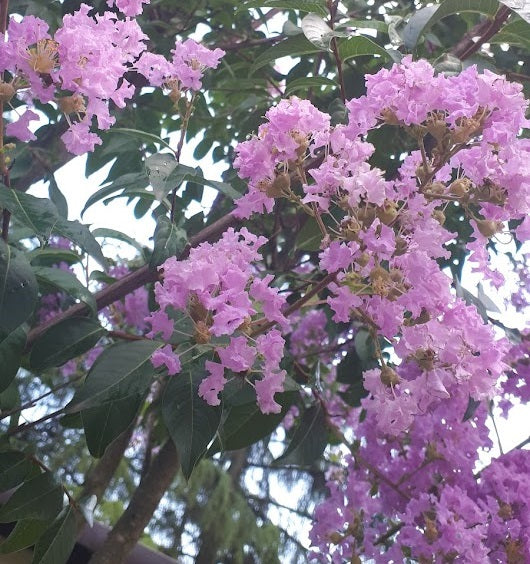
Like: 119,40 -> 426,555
0,82 -> 15,103
449,178 -> 471,197
424,516 -> 438,543
376,200 -> 398,225
476,219 -> 503,238
380,365 -> 400,387
432,209 -> 445,225
58,94 -> 86,115
426,181 -> 445,195
393,237 -> 408,257
267,172 -> 290,197
194,320 -> 211,344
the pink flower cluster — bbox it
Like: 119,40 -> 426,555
107,0 -> 150,17
0,5 -> 223,154
145,228 -> 289,414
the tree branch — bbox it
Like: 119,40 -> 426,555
89,439 -> 180,564
450,6 -> 511,60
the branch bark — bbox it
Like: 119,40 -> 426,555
89,439 -> 180,564
451,5 -> 511,60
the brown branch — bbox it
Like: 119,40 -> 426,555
451,6 -> 511,61
89,439 -> 179,564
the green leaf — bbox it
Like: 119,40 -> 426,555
284,76 -> 337,96
337,35 -> 391,62
107,127 -> 174,152
0,326 -> 27,393
301,13 -> 337,49
150,215 -> 188,269
237,0 -> 328,16
67,340 -> 162,412
250,35 -> 322,74
0,240 -> 38,334
33,266 -> 96,315
336,18 -> 389,34
211,392 -> 294,453
47,176 -> 68,219
0,519 -> 47,554
0,188 -> 106,268
276,403 -> 328,465
82,395 -> 141,457
31,505 -> 76,564
92,227 -> 147,258
162,371 -> 222,480
81,172 -> 149,217
463,396 -> 481,422
402,0 -> 499,50
296,217 -> 321,251
28,248 -> 82,268
29,317 -> 106,372
0,471 -> 63,523
145,153 -> 179,201
187,174 -> 241,201
0,451 -> 33,493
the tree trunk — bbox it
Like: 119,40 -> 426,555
89,439 -> 179,564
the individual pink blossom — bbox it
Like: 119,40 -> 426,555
151,344 -> 181,375
198,361 -> 226,406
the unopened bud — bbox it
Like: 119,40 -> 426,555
58,94 -> 86,115
189,294 -> 208,323
357,252 -> 370,268
476,219 -> 503,238
449,178 -> 471,197
0,82 -> 15,103
380,365 -> 400,387
393,237 -> 408,257
432,209 -> 445,225
376,200 -> 398,225
267,172 -> 290,197
424,516 -> 438,543
194,320 -> 211,344
380,107 -> 400,125
427,181 -> 445,195
498,501 -> 513,520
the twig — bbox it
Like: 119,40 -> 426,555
451,6 -> 511,61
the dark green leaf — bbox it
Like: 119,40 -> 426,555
402,0 -> 499,50
81,172 -> 148,217
0,326 -> 27,393
0,451 -> 33,493
0,188 -> 106,268
250,35 -> 322,74
47,176 -> 68,219
0,240 -> 38,334
92,228 -> 146,258
211,392 -> 295,453
463,396 -> 481,422
337,35 -> 391,62
238,0 -> 328,16
29,317 -> 106,371
276,403 -> 328,465
0,471 -> 63,523
28,248 -> 82,268
82,395 -> 141,457
162,371 -> 222,480
285,76 -> 337,96
31,505 -> 76,564
150,215 -> 188,269
296,217 -> 321,251
33,266 -> 96,315
0,519 -> 47,554
67,340 -> 162,412
108,127 -> 173,152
